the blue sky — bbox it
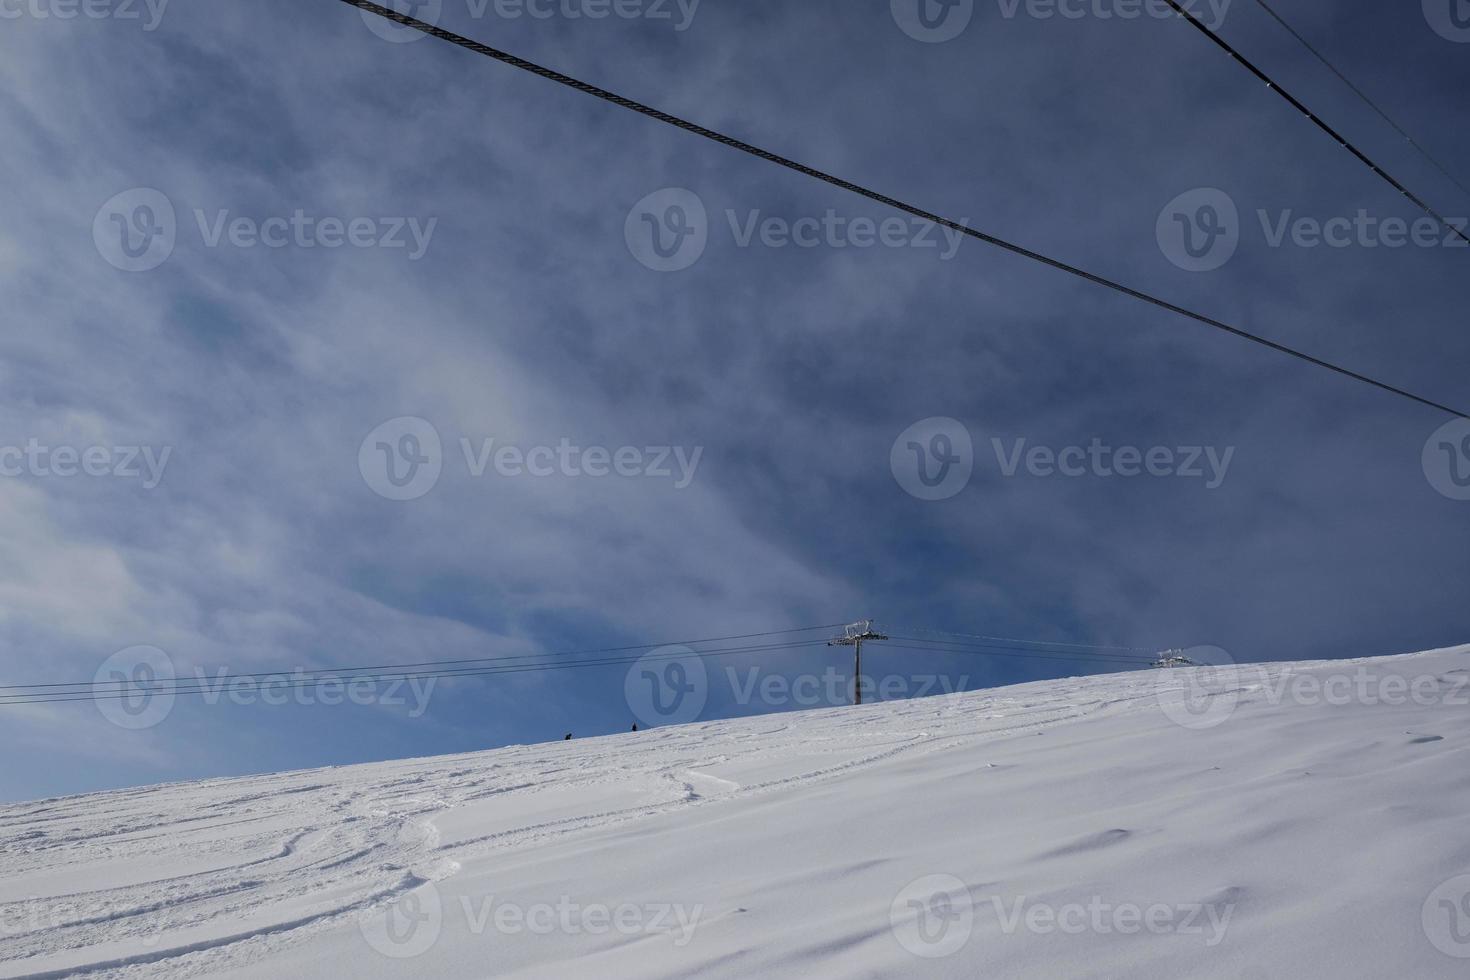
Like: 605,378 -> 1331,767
1,0 -> 1467,803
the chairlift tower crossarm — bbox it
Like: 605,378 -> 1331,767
828,620 -> 889,706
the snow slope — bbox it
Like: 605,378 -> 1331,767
4,647 -> 1470,978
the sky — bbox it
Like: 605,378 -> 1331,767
0,0 -> 1467,803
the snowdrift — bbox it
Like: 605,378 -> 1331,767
4,646 -> 1470,978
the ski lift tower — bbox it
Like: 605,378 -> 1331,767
1151,650 -> 1196,669
829,620 -> 889,706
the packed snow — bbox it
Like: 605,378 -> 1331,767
4,646 -> 1470,978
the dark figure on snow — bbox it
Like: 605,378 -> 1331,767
564,733 -> 572,740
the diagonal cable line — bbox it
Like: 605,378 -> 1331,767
0,642 -> 836,707
1250,0 -> 1470,202
338,0 -> 1469,420
0,640 -> 829,699
884,637 -> 1153,665
881,644 -> 1146,670
0,625 -> 849,692
0,631 -> 1160,707
883,625 -> 1156,653
1162,0 -> 1470,248
0,636 -> 1151,707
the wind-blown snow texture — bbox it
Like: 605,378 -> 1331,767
4,647 -> 1470,978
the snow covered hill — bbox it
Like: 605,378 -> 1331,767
4,646 -> 1470,978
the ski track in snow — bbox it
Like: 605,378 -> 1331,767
2,649 -> 1468,978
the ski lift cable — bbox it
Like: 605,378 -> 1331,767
882,643 -> 1158,667
880,643 -> 1147,669
0,624 -> 851,693
338,0 -> 1469,420
1163,0 -> 1470,247
882,626 -> 1156,654
1248,0 -> 1470,203
0,641 -> 836,707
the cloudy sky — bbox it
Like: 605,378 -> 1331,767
1,0 -> 1467,803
